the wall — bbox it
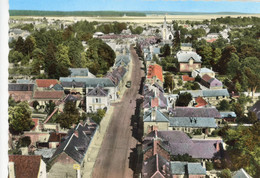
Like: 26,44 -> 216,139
38,159 -> 47,178
86,96 -> 110,112
143,122 -> 169,135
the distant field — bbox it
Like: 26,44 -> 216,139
10,14 -> 260,24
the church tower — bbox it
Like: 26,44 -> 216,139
162,16 -> 167,41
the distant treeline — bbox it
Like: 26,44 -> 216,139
145,11 -> 249,15
9,10 -> 146,17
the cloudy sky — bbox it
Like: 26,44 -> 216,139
9,0 -> 260,13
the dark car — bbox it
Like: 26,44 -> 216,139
126,81 -> 132,88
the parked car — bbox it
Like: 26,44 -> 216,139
126,81 -> 132,88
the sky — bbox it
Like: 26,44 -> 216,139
9,0 -> 260,14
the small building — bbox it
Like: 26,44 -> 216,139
177,51 -> 202,72
86,86 -> 110,112
220,111 -> 237,122
35,79 -> 59,91
32,91 -> 65,106
8,83 -> 34,102
200,74 -> 223,89
180,43 -> 193,51
192,67 -> 215,78
9,155 -> 47,178
69,68 -> 96,78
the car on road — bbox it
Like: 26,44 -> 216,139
126,81 -> 132,88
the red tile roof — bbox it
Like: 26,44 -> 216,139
9,91 -> 33,102
36,79 -> 58,88
206,38 -> 217,43
182,75 -> 195,81
195,97 -> 208,107
202,74 -> 213,82
33,91 -> 64,99
151,98 -> 159,108
9,155 -> 42,178
147,64 -> 163,82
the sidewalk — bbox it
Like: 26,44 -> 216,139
82,105 -> 115,178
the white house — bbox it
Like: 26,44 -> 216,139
86,86 -> 110,112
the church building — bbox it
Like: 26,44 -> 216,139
161,16 -> 175,44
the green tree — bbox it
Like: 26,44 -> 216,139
176,92 -> 192,106
15,36 -> 25,54
218,169 -> 231,178
8,50 -> 24,64
24,36 -> 36,56
217,45 -> 237,74
57,101 -> 80,129
164,73 -> 175,92
160,44 -> 171,57
217,100 -> 231,111
45,100 -> 56,115
9,101 -> 34,133
56,44 -> 71,67
31,48 -> 45,75
205,161 -> 214,171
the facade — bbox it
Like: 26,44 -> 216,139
177,51 -> 202,72
146,64 -> 164,87
86,86 -> 110,112
8,83 -> 34,102
200,74 -> 223,89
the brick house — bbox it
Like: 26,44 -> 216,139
9,155 -> 47,178
177,51 -> 202,72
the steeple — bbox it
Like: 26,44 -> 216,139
163,16 -> 167,28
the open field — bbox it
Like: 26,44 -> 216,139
10,14 -> 260,24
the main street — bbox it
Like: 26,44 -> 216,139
92,46 -> 144,178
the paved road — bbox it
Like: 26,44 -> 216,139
92,46 -> 144,178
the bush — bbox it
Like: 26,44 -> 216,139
193,129 -> 202,135
205,161 -> 214,171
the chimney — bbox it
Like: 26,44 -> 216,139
215,141 -> 220,151
74,130 -> 79,138
153,140 -> 157,155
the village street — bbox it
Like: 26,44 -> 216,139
91,46 -> 144,178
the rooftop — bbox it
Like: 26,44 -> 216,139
147,64 -> 163,82
177,51 -> 202,63
36,79 -> 59,88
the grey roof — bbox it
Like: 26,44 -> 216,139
169,117 -> 217,128
170,162 -> 186,174
59,77 -> 115,88
170,162 -> 206,175
179,89 -> 229,98
143,109 -> 169,122
50,119 -> 97,164
187,163 -> 207,175
69,68 -> 89,77
177,51 -> 202,63
202,89 -> 229,97
87,86 -> 108,97
169,107 -> 221,118
114,55 -> 130,67
181,43 -> 192,47
144,130 -> 223,159
232,168 -> 252,178
52,84 -> 64,91
16,79 -> 33,84
34,148 -> 56,159
105,67 -> 127,86
64,94 -> 78,102
8,84 -> 34,91
61,81 -> 85,88
220,111 -> 237,118
197,67 -> 214,73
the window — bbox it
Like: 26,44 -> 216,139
96,98 -> 99,103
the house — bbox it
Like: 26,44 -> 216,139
232,168 -> 252,178
146,64 -> 164,87
9,155 -> 47,178
168,117 -> 217,134
249,100 -> 260,120
32,91 -> 65,106
180,43 -> 193,51
200,74 -> 223,89
48,132 -> 67,148
182,75 -> 195,82
192,67 -> 215,78
8,83 -> 34,102
142,154 -> 206,178
35,79 -> 59,90
143,130 -> 223,162
169,107 -> 221,118
86,86 -> 110,112
177,51 -> 202,72
114,54 -> 131,68
220,111 -> 237,122
59,77 -> 118,100
69,68 -> 96,78
143,108 -> 169,134
61,80 -> 85,95
48,119 -> 98,178
105,66 -> 127,93
93,31 -> 104,38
